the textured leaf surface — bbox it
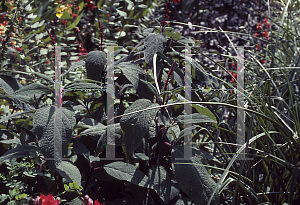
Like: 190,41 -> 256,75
148,165 -> 171,204
117,62 -> 149,89
0,144 -> 37,165
103,161 -> 155,189
136,79 -> 157,101
31,106 -> 76,167
0,75 -> 23,95
144,33 -> 167,65
14,83 -> 52,96
120,99 -> 158,160
171,145 -> 219,205
56,161 -> 81,186
85,51 -> 106,81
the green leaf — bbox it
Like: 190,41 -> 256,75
171,145 -> 219,205
117,62 -> 149,89
174,113 -> 217,125
72,138 -> 90,161
148,165 -> 171,204
64,82 -> 105,91
0,144 -> 37,165
31,106 -> 76,169
56,161 -> 81,186
0,75 -> 23,95
144,33 -> 167,65
64,184 -> 69,191
14,83 -> 52,96
103,161 -> 156,189
116,9 -> 127,17
66,12 -> 83,31
136,79 -> 158,101
120,99 -> 159,161
62,60 -> 85,78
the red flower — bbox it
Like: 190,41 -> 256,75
3,21 -> 7,26
75,6 -> 81,10
72,13 -> 78,19
58,0 -> 62,4
254,33 -> 260,37
262,60 -> 266,64
262,31 -> 269,40
255,44 -> 259,50
46,61 -> 50,64
172,0 -> 180,2
62,19 -> 67,24
94,199 -> 101,205
257,23 -> 262,30
266,23 -> 270,29
18,17 -> 22,21
40,194 -> 60,205
263,18 -> 268,23
16,47 -> 22,52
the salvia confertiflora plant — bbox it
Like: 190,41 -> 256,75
0,0 -> 300,204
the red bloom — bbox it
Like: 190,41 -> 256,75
18,17 -> 22,21
262,31 -> 269,40
254,33 -> 260,37
266,23 -> 270,29
255,44 -> 259,50
262,60 -> 266,64
72,13 -> 78,19
3,21 -> 7,26
263,18 -> 268,23
257,23 -> 262,30
94,199 -> 102,205
16,47 -> 22,52
75,6 -> 81,10
172,0 -> 180,2
40,194 -> 60,205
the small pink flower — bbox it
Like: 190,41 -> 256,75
263,18 -> 268,23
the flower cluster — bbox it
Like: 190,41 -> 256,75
254,18 -> 270,40
229,61 -> 237,83
30,194 -> 60,205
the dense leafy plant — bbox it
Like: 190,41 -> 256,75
0,0 -> 300,205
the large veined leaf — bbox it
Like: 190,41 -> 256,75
103,161 -> 156,189
79,123 -> 106,139
0,75 -> 38,112
0,75 -> 23,95
117,62 -> 149,89
136,79 -> 158,101
31,105 -> 76,169
14,83 -> 52,96
144,33 -> 167,65
120,99 -> 159,161
171,145 -> 219,205
56,160 -> 82,186
0,144 -> 37,165
71,138 -> 90,161
148,165 -> 171,204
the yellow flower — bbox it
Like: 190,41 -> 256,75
0,24 -> 6,35
56,5 -> 72,18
